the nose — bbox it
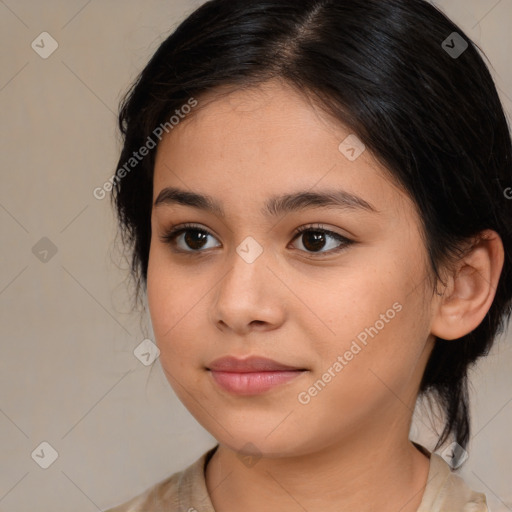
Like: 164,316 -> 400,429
210,244 -> 286,336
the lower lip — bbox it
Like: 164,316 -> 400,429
209,370 -> 305,395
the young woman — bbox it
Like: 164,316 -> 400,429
105,0 -> 512,510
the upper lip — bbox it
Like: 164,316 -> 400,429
207,356 -> 305,373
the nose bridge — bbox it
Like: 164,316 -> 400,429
222,234 -> 269,299
211,234 -> 284,331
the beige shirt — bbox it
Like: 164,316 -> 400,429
104,444 -> 488,512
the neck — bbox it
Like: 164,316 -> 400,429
205,424 -> 430,512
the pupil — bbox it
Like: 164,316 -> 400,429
185,230 -> 208,250
303,231 -> 325,252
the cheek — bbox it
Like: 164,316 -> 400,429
147,266 -> 209,407
346,299 -> 427,401
299,264 -> 396,346
303,261 -> 429,395
146,249 -> 202,364
294,304 -> 428,444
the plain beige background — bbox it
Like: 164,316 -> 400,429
0,1 -> 511,511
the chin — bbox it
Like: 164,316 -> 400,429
208,425 -> 317,459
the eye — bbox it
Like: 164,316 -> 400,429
159,222 -> 354,256
290,224 -> 354,256
159,223 -> 221,252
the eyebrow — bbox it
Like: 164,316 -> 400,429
153,186 -> 378,217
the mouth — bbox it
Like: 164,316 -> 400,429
206,355 -> 308,395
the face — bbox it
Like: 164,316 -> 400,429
147,79 -> 436,458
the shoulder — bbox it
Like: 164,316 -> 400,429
103,445 -> 218,512
418,453 -> 488,512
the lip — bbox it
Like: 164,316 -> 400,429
206,356 -> 307,395
207,355 -> 305,372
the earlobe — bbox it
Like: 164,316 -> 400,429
430,230 -> 504,341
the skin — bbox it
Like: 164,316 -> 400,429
147,78 -> 504,512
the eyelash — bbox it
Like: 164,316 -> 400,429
159,222 -> 354,257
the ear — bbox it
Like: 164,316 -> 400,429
430,230 -> 504,340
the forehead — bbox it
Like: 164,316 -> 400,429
159,80 -> 348,153
152,79 -> 413,220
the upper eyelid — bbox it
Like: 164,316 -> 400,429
164,222 -> 349,239
294,223 -> 347,236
